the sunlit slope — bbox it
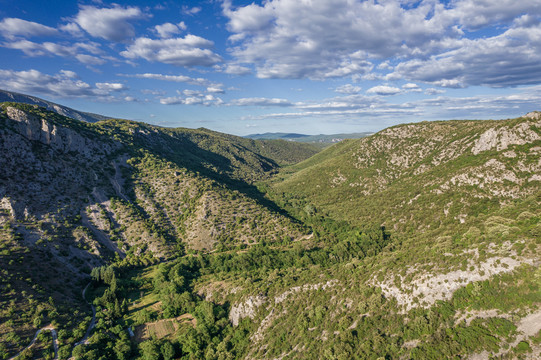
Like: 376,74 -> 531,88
273,114 -> 541,236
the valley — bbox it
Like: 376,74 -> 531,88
0,102 -> 539,360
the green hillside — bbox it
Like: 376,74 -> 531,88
0,103 -> 312,359
1,103 -> 540,360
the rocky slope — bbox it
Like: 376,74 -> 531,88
1,102 -> 539,359
215,112 -> 541,359
0,89 -> 110,123
272,113 -> 541,233
0,102 -> 312,357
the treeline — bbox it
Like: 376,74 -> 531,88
199,223 -> 390,274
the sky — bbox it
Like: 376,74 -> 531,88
0,0 -> 540,135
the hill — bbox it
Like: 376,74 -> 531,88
271,113 -> 541,233
0,101 -> 539,360
0,89 -> 110,123
245,131 -> 372,145
0,102 -> 315,358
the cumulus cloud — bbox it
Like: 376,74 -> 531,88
425,88 -> 446,95
367,85 -> 402,95
446,0 -> 541,30
154,22 -> 186,38
335,84 -> 361,94
74,5 -> 147,42
402,83 -> 422,92
0,69 -> 102,98
222,0 -> 541,87
182,6 -> 202,16
414,86 -> 541,118
76,54 -> 106,65
223,0 -> 450,79
221,64 -> 252,75
388,23 -> 541,88
95,82 -> 127,91
0,18 -> 58,39
3,39 -> 106,65
120,35 -> 222,67
122,73 -> 218,87
59,22 -> 84,37
230,98 -> 292,107
206,86 -> 225,94
160,90 -> 223,106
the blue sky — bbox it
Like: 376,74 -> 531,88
0,0 -> 540,135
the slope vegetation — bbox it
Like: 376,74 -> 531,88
1,102 -> 540,360
0,103 -> 312,357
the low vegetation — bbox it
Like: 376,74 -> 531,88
0,103 -> 540,359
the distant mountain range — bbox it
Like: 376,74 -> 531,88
0,89 -> 110,123
244,132 -> 373,143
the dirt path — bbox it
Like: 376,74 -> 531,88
110,159 -> 129,202
9,281 -> 98,359
74,282 -> 97,346
8,326 -> 58,360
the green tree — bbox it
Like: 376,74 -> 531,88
161,342 -> 175,360
140,340 -> 160,360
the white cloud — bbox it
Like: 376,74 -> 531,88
59,70 -> 77,78
0,18 -> 58,39
446,0 -> 541,30
223,0 -> 449,79
402,83 -> 422,92
123,73 -> 217,87
120,35 -> 222,67
160,91 -> 223,106
425,88 -> 446,95
224,2 -> 274,33
389,23 -> 541,88
367,85 -> 402,96
222,0 -> 541,86
76,54 -> 106,65
95,82 -> 126,91
230,97 -> 292,107
206,86 -> 225,94
335,84 -> 361,94
59,22 -> 84,37
2,39 -> 107,65
154,22 -> 186,38
74,5 -> 147,42
182,6 -> 202,16
222,64 -> 252,75
0,69 -> 92,98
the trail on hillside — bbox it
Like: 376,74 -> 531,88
74,282 -> 97,346
7,282 -> 96,360
7,326 -> 58,360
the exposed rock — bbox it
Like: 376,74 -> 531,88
524,111 -> 541,120
5,106 -> 118,158
229,295 -> 267,326
472,121 -> 541,155
373,243 -> 535,312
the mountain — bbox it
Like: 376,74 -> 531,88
1,101 -> 539,360
272,113 -> 541,231
245,131 -> 372,144
0,102 -> 314,359
0,89 -> 110,123
246,132 -> 309,140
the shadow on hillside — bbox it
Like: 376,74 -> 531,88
135,131 -> 295,221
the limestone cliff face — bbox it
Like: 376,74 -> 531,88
5,106 -> 117,158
